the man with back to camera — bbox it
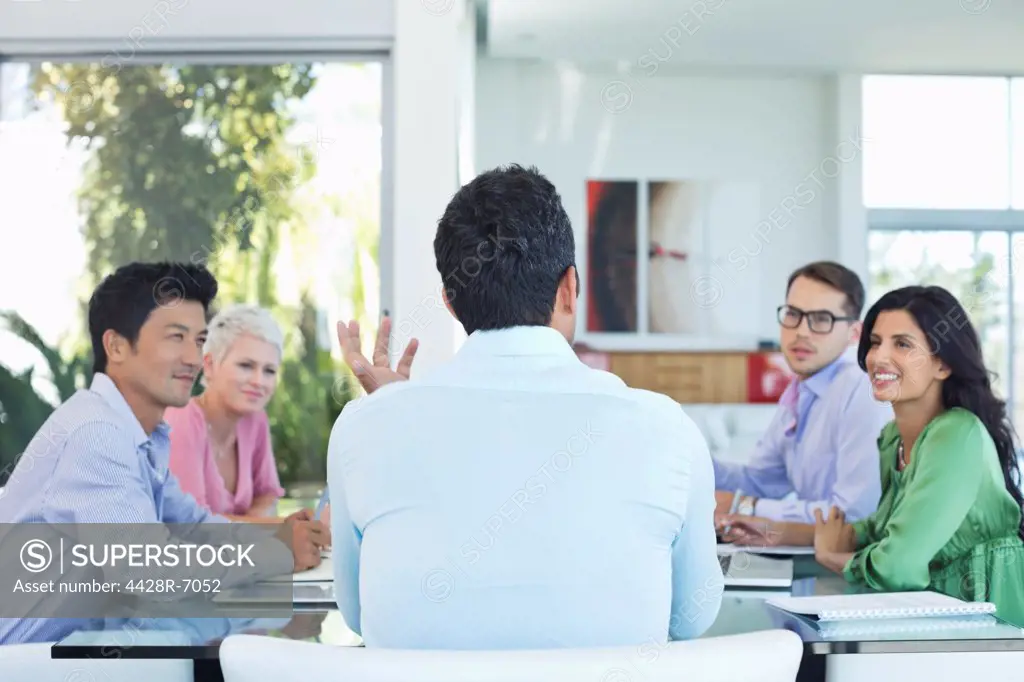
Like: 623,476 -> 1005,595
0,261 -> 326,644
714,261 -> 893,547
326,164 -> 724,649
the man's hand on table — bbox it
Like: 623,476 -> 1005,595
715,514 -> 785,548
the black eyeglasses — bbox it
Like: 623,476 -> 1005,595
777,305 -> 857,334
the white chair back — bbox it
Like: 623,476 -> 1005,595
0,641 -> 191,682
221,629 -> 803,682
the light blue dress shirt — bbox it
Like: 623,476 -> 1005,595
0,373 -> 224,644
327,326 -> 723,649
713,349 -> 893,523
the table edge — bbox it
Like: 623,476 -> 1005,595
50,643 -> 222,660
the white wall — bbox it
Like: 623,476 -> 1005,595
832,74 -> 869,288
388,0 -> 469,374
475,59 -> 867,346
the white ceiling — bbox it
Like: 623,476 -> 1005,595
482,0 -> 1024,75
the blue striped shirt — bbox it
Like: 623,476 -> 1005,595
0,373 -> 225,644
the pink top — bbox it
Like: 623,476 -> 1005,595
165,399 -> 286,516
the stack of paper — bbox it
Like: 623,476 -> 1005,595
262,558 -> 334,583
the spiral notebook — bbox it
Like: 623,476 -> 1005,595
815,616 -> 999,639
766,591 -> 996,621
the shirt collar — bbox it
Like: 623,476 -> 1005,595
800,346 -> 857,397
456,326 -> 579,360
89,372 -> 171,449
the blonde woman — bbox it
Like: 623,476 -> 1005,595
166,304 -> 286,521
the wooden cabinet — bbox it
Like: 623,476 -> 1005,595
607,352 -> 749,403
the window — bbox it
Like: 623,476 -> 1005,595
0,58 -> 385,490
864,74 -> 1024,432
864,73 -> 1015,206
862,75 -> 1016,210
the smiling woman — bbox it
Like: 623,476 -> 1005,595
164,304 -> 288,522
815,285 -> 1024,627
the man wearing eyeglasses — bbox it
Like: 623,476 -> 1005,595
714,261 -> 892,547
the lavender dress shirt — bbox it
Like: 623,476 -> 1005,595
713,349 -> 893,523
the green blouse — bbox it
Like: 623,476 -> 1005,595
844,407 -> 1024,627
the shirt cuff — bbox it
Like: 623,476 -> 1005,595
752,497 -> 786,521
851,519 -> 868,548
842,551 -> 862,583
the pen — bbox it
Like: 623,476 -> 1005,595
314,486 -> 329,522
722,488 -> 744,537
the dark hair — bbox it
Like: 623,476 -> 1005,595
787,261 -> 865,318
88,261 -> 218,374
857,285 -> 1024,541
433,164 -> 576,334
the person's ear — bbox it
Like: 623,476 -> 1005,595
847,320 -> 863,346
202,353 -> 215,380
102,329 -> 131,367
441,287 -> 456,318
935,360 -> 952,381
559,266 -> 578,315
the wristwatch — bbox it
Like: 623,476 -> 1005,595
737,496 -> 756,516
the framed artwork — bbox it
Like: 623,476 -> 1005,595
586,180 -> 639,332
648,180 -> 706,334
580,178 -> 762,350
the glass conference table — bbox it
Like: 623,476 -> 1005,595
51,557 -> 1024,682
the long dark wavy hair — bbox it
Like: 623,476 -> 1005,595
857,285 -> 1024,541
